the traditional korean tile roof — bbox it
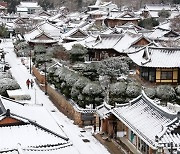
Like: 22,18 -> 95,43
0,96 -> 79,153
96,102 -> 112,119
85,34 -> 123,49
0,96 -> 66,138
128,46 -> 180,68
145,4 -> 172,11
148,27 -> 180,41
24,21 -> 62,42
110,11 -> 140,20
107,91 -> 179,149
87,10 -> 108,16
61,28 -> 88,42
17,2 -> 41,8
85,31 -> 150,53
113,32 -> 142,53
48,13 -> 67,23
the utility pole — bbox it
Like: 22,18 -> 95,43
170,142 -> 173,154
29,50 -> 32,74
44,62 -> 47,95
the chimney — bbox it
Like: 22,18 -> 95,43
6,109 -> 10,117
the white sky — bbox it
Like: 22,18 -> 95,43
2,39 -> 110,154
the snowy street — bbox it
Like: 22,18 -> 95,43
2,39 -> 110,154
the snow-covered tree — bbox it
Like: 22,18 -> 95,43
82,82 -> 103,108
14,41 -> 31,57
97,56 -> 129,79
0,72 -> 12,79
158,9 -> 171,18
74,77 -> 90,90
64,71 -> 79,87
110,81 -> 127,96
0,78 -> 20,96
156,85 -> 176,101
144,87 -> 156,99
170,14 -> 180,32
69,44 -> 88,63
125,81 -> 141,98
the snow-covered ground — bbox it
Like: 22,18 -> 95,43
2,39 -> 110,154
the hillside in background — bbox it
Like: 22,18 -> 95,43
50,0 -> 179,11
3,0 -> 180,13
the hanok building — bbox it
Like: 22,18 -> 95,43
87,1 -> 117,20
96,91 -> 180,154
0,96 -> 79,153
104,11 -> 141,28
142,4 -> 173,19
85,31 -> 151,61
128,46 -> 180,83
24,21 -> 61,46
16,1 -> 42,16
26,30 -> 58,47
61,28 -> 89,43
148,27 -> 180,44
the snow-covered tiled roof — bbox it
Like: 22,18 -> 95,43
0,95 -> 83,153
16,7 -> 28,12
18,2 -> 40,8
157,22 -> 171,30
87,10 -> 108,15
0,96 -> 65,137
148,11 -> 159,18
48,13 -> 67,23
96,103 -> 112,119
128,46 -> 180,68
0,123 -> 68,150
85,31 -> 149,53
108,91 -> 178,149
24,21 -> 62,41
148,27 -> 170,40
113,31 -> 142,53
145,4 -> 172,11
147,27 -> 180,41
85,34 -> 123,49
24,29 -> 41,42
61,28 -> 88,40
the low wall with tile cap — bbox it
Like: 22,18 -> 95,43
32,66 -> 95,126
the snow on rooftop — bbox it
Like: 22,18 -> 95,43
113,31 -> 141,53
19,2 -> 40,8
24,29 -> 41,41
128,46 -> 180,68
6,89 -> 31,101
16,7 -> 28,12
0,124 -> 67,150
1,97 -> 66,137
111,92 -> 177,148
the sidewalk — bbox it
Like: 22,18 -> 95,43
94,133 -> 142,154
94,133 -> 127,154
